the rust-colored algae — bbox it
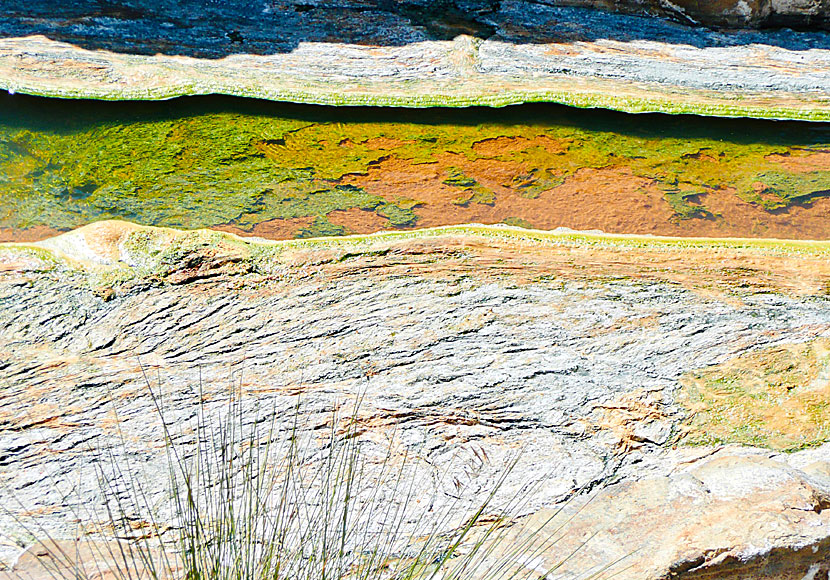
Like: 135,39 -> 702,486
2,96 -> 830,241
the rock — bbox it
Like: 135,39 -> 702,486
0,222 -> 829,577
513,446 -> 830,579
546,0 -> 830,28
0,2 -> 829,119
0,539 -> 180,580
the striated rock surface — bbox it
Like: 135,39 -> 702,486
0,2 -> 830,118
516,447 -> 830,578
549,0 -> 830,28
0,221 -> 829,578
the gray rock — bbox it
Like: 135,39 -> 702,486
0,2 -> 829,118
1,222 -> 829,577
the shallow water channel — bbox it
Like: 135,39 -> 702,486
1,93 -> 829,241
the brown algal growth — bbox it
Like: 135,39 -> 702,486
7,152 -> 830,243
766,150 -> 830,172
325,208 -> 392,234
0,225 -> 66,243
343,157 -> 830,240
682,189 -> 830,240
413,165 -> 673,234
470,135 -> 568,157
212,216 -> 316,240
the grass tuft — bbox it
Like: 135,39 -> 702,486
3,369 -> 612,580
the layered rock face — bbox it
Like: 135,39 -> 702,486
1,0 -> 830,118
0,2 -> 828,578
2,0 -> 828,36
550,0 -> 830,28
1,222 -> 829,578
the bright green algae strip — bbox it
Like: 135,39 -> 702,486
2,94 -> 830,237
273,224 -> 830,257
8,79 -> 830,123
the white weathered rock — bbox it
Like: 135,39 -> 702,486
1,223 -> 829,577
0,2 -> 829,118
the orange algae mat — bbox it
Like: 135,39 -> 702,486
1,94 -> 828,242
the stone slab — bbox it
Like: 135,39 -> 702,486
1,222 -> 829,577
0,2 -> 829,119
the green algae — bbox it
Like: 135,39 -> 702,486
500,217 -> 534,229
661,185 -> 714,220
443,167 -> 496,206
8,78 -> 830,123
296,216 -> 347,238
1,95 -> 830,239
677,339 -> 830,452
753,171 -> 830,208
508,170 -> 565,199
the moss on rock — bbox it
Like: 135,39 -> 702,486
677,339 -> 830,451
